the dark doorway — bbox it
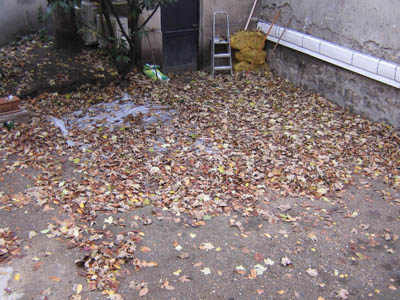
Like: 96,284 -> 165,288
161,0 -> 199,72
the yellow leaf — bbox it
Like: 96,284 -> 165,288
316,187 -> 328,196
307,232 -> 317,241
173,269 -> 182,276
103,289 -> 115,296
14,273 -> 20,281
79,202 -> 85,209
76,284 -> 83,294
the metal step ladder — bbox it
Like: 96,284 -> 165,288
211,11 -> 233,77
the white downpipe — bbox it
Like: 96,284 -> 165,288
257,20 -> 400,89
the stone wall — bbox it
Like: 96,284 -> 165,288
140,7 -> 163,65
0,0 -> 47,46
259,0 -> 400,129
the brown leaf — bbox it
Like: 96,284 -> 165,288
139,286 -> 149,297
248,268 -> 257,279
177,252 -> 190,259
254,252 -> 263,262
49,276 -> 61,282
178,275 -> 191,283
142,261 -> 158,268
33,261 -> 43,271
161,279 -> 175,290
140,246 -> 151,253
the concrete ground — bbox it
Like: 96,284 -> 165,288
0,35 -> 399,300
1,171 -> 399,299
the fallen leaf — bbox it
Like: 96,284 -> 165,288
235,265 -> 246,275
277,290 -> 286,295
140,246 -> 151,253
248,268 -> 257,279
200,267 -> 211,275
161,279 -> 175,290
254,252 -> 264,262
254,264 -> 267,275
280,256 -> 292,266
173,269 -> 182,276
337,288 -> 349,299
49,276 -> 61,282
229,219 -> 244,232
199,242 -> 214,251
139,286 -> 149,297
109,294 -> 123,300
75,284 -> 83,294
177,252 -> 189,259
104,216 -> 113,224
264,258 -> 275,266
142,217 -> 152,225
277,204 -> 291,212
306,268 -> 318,277
28,231 -> 37,239
142,261 -> 158,268
179,275 -> 191,282
307,232 -> 318,241
33,261 -> 43,271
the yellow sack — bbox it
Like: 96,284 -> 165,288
230,31 -> 266,50
235,47 -> 266,65
233,61 -> 259,72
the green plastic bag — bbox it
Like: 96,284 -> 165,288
143,64 -> 169,81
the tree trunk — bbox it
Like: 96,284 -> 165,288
128,0 -> 141,67
54,6 -> 82,50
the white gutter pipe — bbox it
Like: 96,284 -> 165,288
257,20 -> 400,89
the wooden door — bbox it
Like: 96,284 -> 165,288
161,0 -> 199,72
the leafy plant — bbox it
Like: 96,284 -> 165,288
45,0 -> 177,75
47,0 -> 80,12
97,0 -> 177,75
37,6 -> 52,42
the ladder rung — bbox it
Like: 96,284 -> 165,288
214,66 -> 232,71
214,38 -> 229,44
214,53 -> 231,58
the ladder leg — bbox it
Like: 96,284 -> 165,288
212,41 -> 215,78
212,13 -> 215,78
227,15 -> 233,76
